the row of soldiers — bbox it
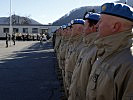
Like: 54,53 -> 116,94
53,2 -> 133,100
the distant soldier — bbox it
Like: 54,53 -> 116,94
12,32 -> 16,45
39,35 -> 43,45
5,32 -> 9,48
52,31 -> 56,48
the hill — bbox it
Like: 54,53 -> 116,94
0,14 -> 42,25
52,6 -> 100,26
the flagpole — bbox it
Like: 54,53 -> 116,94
9,0 -> 12,46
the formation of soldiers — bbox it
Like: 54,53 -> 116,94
53,2 -> 133,100
16,33 -> 41,41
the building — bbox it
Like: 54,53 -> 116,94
0,15 -> 59,40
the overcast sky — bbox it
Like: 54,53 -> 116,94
0,0 -> 131,24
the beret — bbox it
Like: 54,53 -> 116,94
101,3 -> 133,21
71,19 -> 85,25
67,23 -> 72,27
62,25 -> 67,29
84,12 -> 100,21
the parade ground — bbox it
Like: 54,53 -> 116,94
0,40 -> 61,100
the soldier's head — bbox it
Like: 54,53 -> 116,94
83,12 -> 100,35
61,25 -> 67,36
66,23 -> 72,36
71,19 -> 85,36
55,27 -> 60,35
58,26 -> 62,35
96,3 -> 133,37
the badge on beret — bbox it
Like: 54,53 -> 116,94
102,5 -> 106,11
101,3 -> 133,21
85,14 -> 90,19
71,20 -> 74,24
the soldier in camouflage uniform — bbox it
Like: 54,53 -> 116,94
64,19 -> 85,95
86,3 -> 133,100
68,12 -> 100,100
58,25 -> 71,96
54,27 -> 62,60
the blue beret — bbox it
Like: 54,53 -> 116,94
85,12 -> 100,21
62,25 -> 67,29
67,23 -> 71,27
101,3 -> 133,21
71,19 -> 85,25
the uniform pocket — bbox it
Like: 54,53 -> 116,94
88,74 -> 99,90
88,67 -> 101,90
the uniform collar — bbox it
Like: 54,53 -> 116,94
95,29 -> 133,58
68,34 -> 82,44
83,32 -> 98,45
61,36 -> 70,43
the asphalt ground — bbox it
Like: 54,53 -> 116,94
0,40 -> 61,100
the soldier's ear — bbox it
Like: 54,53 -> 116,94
112,22 -> 121,33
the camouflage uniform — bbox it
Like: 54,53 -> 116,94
68,32 -> 98,100
65,34 -> 83,92
86,30 -> 133,100
54,32 -> 62,60
58,36 -> 70,86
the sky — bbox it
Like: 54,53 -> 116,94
0,0 -> 121,24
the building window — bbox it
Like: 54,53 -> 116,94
32,28 -> 38,33
44,29 -> 48,33
3,28 -> 9,33
23,28 -> 28,33
41,29 -> 48,34
13,28 -> 19,33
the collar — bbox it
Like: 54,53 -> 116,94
68,34 -> 82,44
95,29 -> 133,58
83,32 -> 98,46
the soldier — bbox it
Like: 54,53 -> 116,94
64,19 -> 84,95
65,23 -> 72,59
54,27 -> 62,58
5,32 -> 9,48
58,25 -> 71,97
68,12 -> 100,100
86,3 -> 133,100
12,32 -> 16,45
52,31 -> 56,48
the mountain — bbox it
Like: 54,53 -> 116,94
52,6 -> 100,26
52,0 -> 133,26
0,15 -> 42,25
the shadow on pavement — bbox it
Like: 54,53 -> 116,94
0,41 -> 62,100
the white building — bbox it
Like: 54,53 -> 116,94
0,15 -> 59,39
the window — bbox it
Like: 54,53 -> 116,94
3,28 -> 9,33
23,28 -> 28,33
32,28 -> 38,33
41,29 -> 48,34
13,28 -> 19,33
44,29 -> 48,33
